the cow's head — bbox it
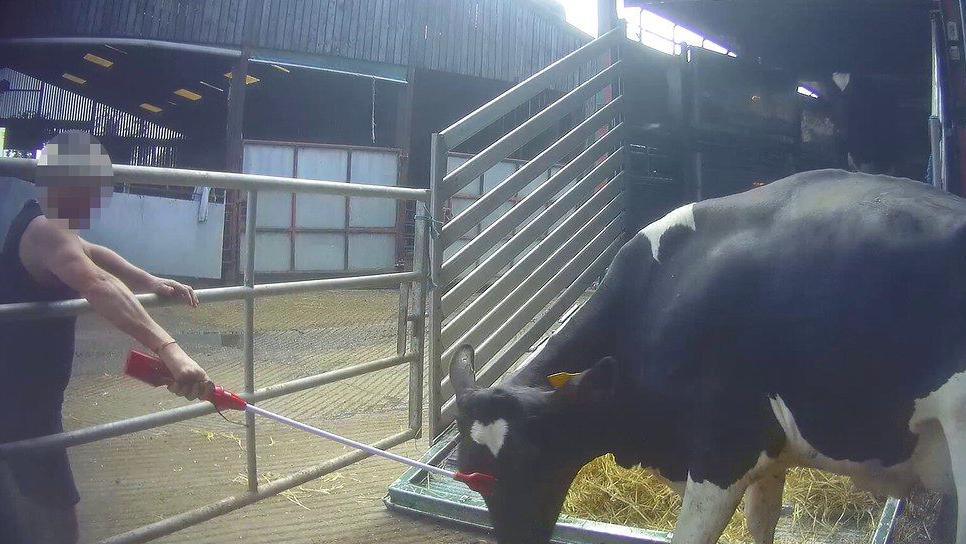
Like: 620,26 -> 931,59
449,345 -> 620,544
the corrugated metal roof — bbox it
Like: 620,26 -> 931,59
0,67 -> 182,140
0,0 -> 591,84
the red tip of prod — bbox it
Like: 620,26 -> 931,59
454,472 -> 497,497
209,386 -> 247,411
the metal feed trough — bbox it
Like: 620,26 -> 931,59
386,425 -> 904,544
0,23 -> 907,544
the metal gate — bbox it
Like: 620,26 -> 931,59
424,27 -> 627,439
0,157 -> 432,543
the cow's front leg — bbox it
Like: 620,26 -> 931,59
671,475 -> 746,544
942,415 -> 966,544
744,465 -> 786,544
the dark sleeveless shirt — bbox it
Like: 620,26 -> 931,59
0,200 -> 77,441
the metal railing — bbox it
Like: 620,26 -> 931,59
426,27 -> 629,438
0,157 -> 431,543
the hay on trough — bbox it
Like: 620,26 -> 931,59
563,455 -> 884,544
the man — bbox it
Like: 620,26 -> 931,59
0,132 -> 211,543
829,72 -> 902,175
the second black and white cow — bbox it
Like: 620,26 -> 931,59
450,169 -> 966,544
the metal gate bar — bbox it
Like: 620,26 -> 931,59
0,272 -> 423,324
0,156 -> 432,544
440,127 -> 623,302
441,155 -> 624,345
426,27 -> 627,439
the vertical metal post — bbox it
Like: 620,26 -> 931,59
397,278 -> 413,434
615,20 -> 626,130
931,11 -> 947,190
408,215 -> 429,437
397,283 -> 411,357
243,189 -> 258,492
426,133 -> 448,441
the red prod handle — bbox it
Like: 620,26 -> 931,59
124,350 -> 247,411
454,472 -> 497,497
125,350 -> 172,386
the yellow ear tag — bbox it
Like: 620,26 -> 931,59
547,372 -> 579,389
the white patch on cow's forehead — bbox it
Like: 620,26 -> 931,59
640,203 -> 696,261
471,418 -> 508,457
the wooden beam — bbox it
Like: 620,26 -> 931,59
394,67 -> 417,270
221,0 -> 261,284
221,54 -> 249,285
224,57 -> 248,173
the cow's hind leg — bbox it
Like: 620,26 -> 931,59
938,493 -> 958,543
942,415 -> 966,544
672,476 -> 746,544
744,465 -> 786,544
934,373 -> 966,544
942,422 -> 966,544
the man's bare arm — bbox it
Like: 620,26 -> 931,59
80,241 -> 153,291
80,240 -> 198,306
22,222 -> 208,399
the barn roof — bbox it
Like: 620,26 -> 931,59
0,0 -> 591,84
0,1 -> 595,142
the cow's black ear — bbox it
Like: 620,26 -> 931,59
558,356 -> 619,404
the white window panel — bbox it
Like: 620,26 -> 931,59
253,233 -> 290,272
244,144 -> 295,228
483,161 -> 516,193
295,233 -> 345,271
348,234 -> 395,270
296,147 -> 348,229
244,144 -> 294,177
349,151 -> 398,228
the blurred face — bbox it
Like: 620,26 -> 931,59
35,132 -> 113,230
39,185 -> 112,230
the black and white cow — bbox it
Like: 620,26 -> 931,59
450,169 -> 966,544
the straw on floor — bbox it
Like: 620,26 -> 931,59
563,455 -> 884,544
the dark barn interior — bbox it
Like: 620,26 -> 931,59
646,0 -> 935,181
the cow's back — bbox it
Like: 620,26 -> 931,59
625,169 -> 966,470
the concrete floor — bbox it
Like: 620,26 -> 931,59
62,292 -> 488,544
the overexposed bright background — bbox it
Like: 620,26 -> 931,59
557,0 -> 734,57
555,1 -> 820,96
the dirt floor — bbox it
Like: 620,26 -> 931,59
65,290 -> 487,544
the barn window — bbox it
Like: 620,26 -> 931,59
624,6 -> 736,58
